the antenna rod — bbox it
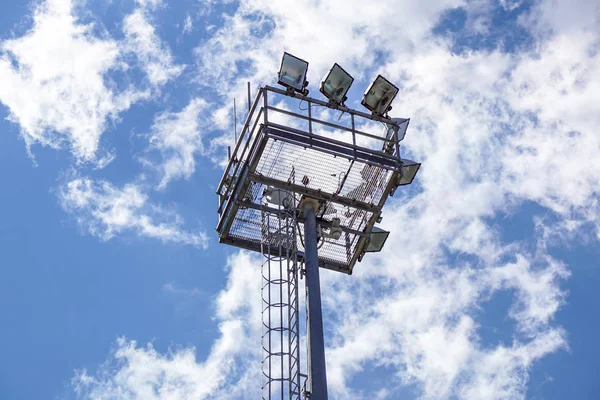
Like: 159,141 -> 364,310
247,82 -> 251,113
233,98 -> 237,143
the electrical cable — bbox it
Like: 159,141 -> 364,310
296,220 -> 305,248
317,237 -> 325,249
298,99 -> 322,111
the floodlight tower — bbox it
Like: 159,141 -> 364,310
216,52 -> 420,400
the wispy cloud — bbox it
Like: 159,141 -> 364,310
0,0 -> 147,164
73,252 -> 262,400
123,8 -> 185,87
134,0 -> 163,9
182,13 -> 193,35
499,32 -> 600,238
162,282 -> 204,297
140,98 -> 209,189
0,0 -> 187,164
59,177 -> 208,248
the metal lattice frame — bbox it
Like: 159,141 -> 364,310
217,85 -> 416,275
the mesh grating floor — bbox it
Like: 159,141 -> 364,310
255,138 -> 393,208
228,206 -> 362,266
224,133 -> 390,270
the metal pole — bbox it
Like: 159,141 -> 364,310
248,82 -> 252,113
234,98 -> 238,143
303,201 -> 328,400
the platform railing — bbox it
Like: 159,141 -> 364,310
216,86 -> 405,219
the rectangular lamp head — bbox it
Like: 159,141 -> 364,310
278,52 -> 309,92
399,159 -> 421,186
320,63 -> 354,104
361,75 -> 399,116
384,118 -> 410,142
366,226 -> 390,252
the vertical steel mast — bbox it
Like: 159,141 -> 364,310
216,53 -> 420,400
302,200 -> 328,399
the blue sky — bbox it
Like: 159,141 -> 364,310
0,0 -> 599,399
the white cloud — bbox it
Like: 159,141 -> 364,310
0,0 -> 147,163
123,9 -> 185,87
499,32 -> 600,237
141,98 -> 208,189
73,252 -> 262,400
135,0 -> 163,9
520,0 -> 600,37
73,336 -> 230,400
59,177 -> 209,248
194,0 -> 465,104
75,238 -> 568,399
457,329 -> 565,399
320,226 -> 568,397
162,282 -> 203,297
183,14 -> 193,35
0,0 -> 185,163
499,0 -> 524,11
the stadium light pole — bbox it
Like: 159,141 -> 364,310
216,51 -> 420,400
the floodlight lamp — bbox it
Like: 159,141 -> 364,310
398,159 -> 421,186
320,63 -> 354,105
361,75 -> 399,116
365,226 -> 390,253
385,118 -> 410,142
278,52 -> 309,94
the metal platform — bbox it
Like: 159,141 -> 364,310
216,85 -> 417,274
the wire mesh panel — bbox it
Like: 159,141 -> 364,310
255,138 -> 394,207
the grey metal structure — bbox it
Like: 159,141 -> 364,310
216,85 -> 420,399
302,200 -> 328,399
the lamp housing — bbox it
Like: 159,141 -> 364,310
361,75 -> 399,116
384,118 -> 410,142
320,63 -> 354,105
398,159 -> 421,186
365,226 -> 390,252
278,52 -> 309,93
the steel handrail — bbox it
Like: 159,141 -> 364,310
216,88 -> 265,195
265,105 -> 398,145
